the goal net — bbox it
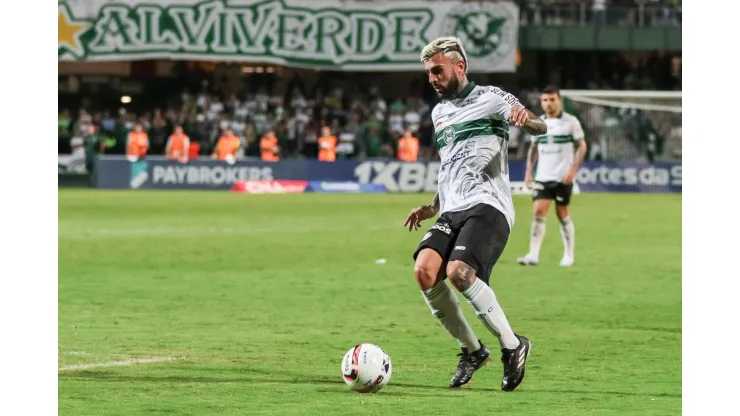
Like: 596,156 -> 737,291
560,90 -> 682,163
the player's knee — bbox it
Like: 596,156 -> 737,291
533,202 -> 549,218
556,206 -> 569,220
413,263 -> 438,290
445,261 -> 460,281
446,260 -> 476,292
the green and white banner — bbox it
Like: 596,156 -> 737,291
58,0 -> 519,72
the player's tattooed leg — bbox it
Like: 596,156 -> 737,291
447,261 -> 477,292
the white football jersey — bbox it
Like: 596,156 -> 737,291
531,112 -> 585,182
432,81 -> 520,230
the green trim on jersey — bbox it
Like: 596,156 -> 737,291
456,81 -> 476,100
536,134 -> 574,144
435,118 -> 509,149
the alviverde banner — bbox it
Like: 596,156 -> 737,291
58,0 -> 520,72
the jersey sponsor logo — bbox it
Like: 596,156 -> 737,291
440,149 -> 472,172
431,223 -> 452,235
454,245 -> 466,251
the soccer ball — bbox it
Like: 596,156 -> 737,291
340,344 -> 392,393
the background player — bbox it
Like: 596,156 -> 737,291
517,86 -> 587,267
404,37 -> 547,392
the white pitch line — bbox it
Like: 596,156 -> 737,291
58,356 -> 179,372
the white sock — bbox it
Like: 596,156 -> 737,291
529,217 -> 546,259
461,278 -> 520,350
423,281 -> 481,351
559,217 -> 575,259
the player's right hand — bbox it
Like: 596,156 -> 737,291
404,205 -> 437,232
509,106 -> 529,127
525,173 -> 533,189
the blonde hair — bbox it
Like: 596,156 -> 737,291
419,36 -> 468,74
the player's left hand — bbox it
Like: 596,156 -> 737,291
563,169 -> 577,184
509,106 -> 529,127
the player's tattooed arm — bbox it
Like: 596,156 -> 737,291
429,192 -> 440,213
520,109 -> 547,136
450,262 -> 477,291
508,106 -> 547,136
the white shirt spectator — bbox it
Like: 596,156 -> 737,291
234,103 -> 248,118
404,110 -> 421,134
70,135 -> 84,153
372,98 -> 387,121
245,97 -> 259,113
77,110 -> 92,133
286,117 -> 297,141
209,101 -> 224,117
274,106 -> 285,121
291,95 -> 307,114
219,118 -> 231,131
252,112 -> 268,134
256,92 -> 270,112
389,113 -> 404,136
196,93 -> 208,109
231,119 -> 246,135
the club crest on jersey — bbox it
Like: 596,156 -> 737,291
443,126 -> 456,145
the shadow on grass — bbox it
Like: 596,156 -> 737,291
59,366 -> 680,398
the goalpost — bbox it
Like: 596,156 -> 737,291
559,90 -> 682,163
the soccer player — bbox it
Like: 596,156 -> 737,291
404,37 -> 547,392
517,86 -> 587,267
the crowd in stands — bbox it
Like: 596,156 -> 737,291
59,51 -> 681,170
60,81 -> 428,165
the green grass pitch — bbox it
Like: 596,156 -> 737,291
58,190 -> 681,415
